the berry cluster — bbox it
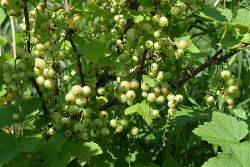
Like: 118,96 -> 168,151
1,0 -> 24,16
206,68 -> 243,110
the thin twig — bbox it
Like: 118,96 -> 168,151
137,49 -> 148,83
68,37 -> 85,86
170,43 -> 249,88
23,0 -> 30,52
100,43 -> 249,110
23,0 -> 48,114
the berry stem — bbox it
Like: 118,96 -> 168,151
9,16 -> 16,59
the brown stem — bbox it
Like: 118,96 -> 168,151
30,77 -> 49,114
137,49 -> 148,83
100,43 -> 249,110
170,43 -> 249,88
68,37 -> 85,86
100,97 -> 119,111
23,0 -> 48,114
23,0 -> 30,52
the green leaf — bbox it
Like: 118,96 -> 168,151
84,41 -> 111,62
125,103 -> 140,115
234,9 -> 250,27
163,21 -> 189,38
54,94 -> 67,104
40,138 -> 66,161
20,98 -> 42,120
0,98 -> 40,126
90,151 -> 115,167
174,36 -> 200,53
162,157 -> 181,167
231,105 -> 247,120
82,6 -> 109,16
63,141 -> 103,164
0,54 -> 13,66
195,7 -> 232,23
169,107 -> 210,139
219,35 -> 243,49
125,100 -> 153,125
5,156 -> 31,167
142,75 -> 158,87
0,104 -> 20,126
193,112 -> 248,148
137,0 -> 154,8
42,150 -> 71,167
187,133 -> 202,148
148,163 -> 160,167
98,52 -> 121,68
0,36 -> 7,45
71,34 -> 86,47
203,144 -> 250,167
0,8 -> 6,26
124,10 -> 144,23
202,152 -> 233,167
0,133 -> 38,164
137,100 -> 153,125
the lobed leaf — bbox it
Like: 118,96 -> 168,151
234,9 -> 250,27
84,41 -> 111,62
0,133 -> 38,164
195,7 -> 232,23
203,143 -> 250,167
125,100 -> 153,125
0,8 -> 6,26
193,112 -> 248,148
162,157 -> 181,167
219,35 -> 243,49
62,140 -> 103,164
137,0 -> 154,8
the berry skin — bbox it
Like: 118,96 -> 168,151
168,109 -> 176,117
167,101 -> 176,109
110,119 -> 118,128
61,118 -> 71,127
2,62 -> 11,71
155,95 -> 164,104
71,85 -> 83,96
175,94 -> 183,102
141,82 -> 150,91
118,94 -> 127,103
205,95 -> 214,103
116,125 -> 123,133
74,124 -> 85,134
131,127 -> 139,135
99,111 -> 108,119
65,130 -> 72,137
65,92 -> 76,103
101,127 -> 110,135
221,70 -> 232,80
93,119 -> 103,129
120,81 -> 131,91
82,118 -> 93,128
120,117 -> 129,127
80,132 -> 89,140
147,93 -> 156,102
126,90 -> 136,100
12,114 -> 20,120
158,17 -> 168,27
